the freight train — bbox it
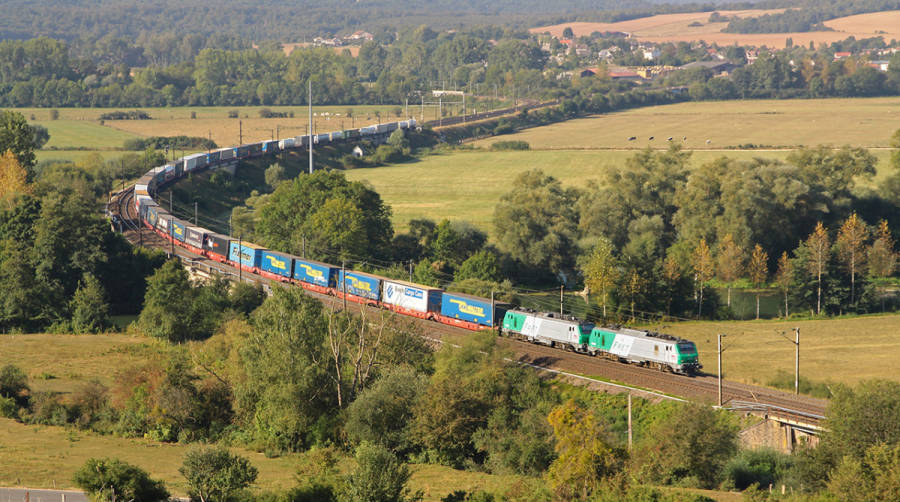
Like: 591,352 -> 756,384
130,117 -> 701,374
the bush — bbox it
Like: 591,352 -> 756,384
259,108 -> 288,119
228,110 -> 239,119
0,364 -> 29,407
98,110 -> 151,120
50,109 -> 59,120
490,140 -> 530,151
180,447 -> 258,502
766,370 -> 831,398
723,448 -> 793,490
73,458 -> 169,502
0,395 -> 18,418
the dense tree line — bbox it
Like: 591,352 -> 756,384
725,0 -> 900,33
0,110 -> 169,333
0,0 -> 721,44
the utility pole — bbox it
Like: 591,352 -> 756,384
405,97 -> 409,119
560,285 -> 564,316
408,260 -> 413,282
194,201 -> 198,226
169,191 -> 173,212
794,327 -> 800,395
302,235 -> 306,259
438,96 -> 442,127
238,235 -> 243,282
308,80 -> 314,175
627,393 -> 633,451
341,261 -> 347,311
169,217 -> 174,256
717,333 -> 725,407
462,92 -> 466,124
420,94 -> 424,122
239,120 -> 243,145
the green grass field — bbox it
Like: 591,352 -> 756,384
474,97 -> 900,150
343,148 -> 891,235
35,120 -> 141,150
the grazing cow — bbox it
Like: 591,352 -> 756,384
705,139 -> 712,144
628,136 -> 636,141
648,136 -> 654,140
667,137 -> 673,141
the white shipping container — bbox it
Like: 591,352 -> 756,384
217,147 -> 235,161
381,280 -> 440,313
279,137 -> 296,149
184,153 -> 206,171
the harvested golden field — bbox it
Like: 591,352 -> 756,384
823,10 -> 900,39
662,314 -> 900,387
532,10 -> 784,38
475,98 -> 900,149
532,9 -> 900,48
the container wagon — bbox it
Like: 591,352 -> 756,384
381,280 -> 442,319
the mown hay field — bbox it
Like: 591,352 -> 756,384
16,105 -> 433,151
532,10 -> 900,48
344,148 -> 891,235
661,314 -> 900,387
474,98 -> 900,150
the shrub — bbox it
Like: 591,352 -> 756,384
98,110 -> 151,120
0,364 -> 29,407
73,458 -> 169,502
180,447 -> 258,502
723,448 -> 793,490
490,140 -> 530,151
228,110 -> 239,118
50,109 -> 59,120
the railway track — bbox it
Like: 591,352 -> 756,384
108,188 -> 827,423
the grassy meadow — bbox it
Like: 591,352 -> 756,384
0,418 -> 543,500
659,314 -> 900,388
343,148 -> 891,235
475,98 -> 900,150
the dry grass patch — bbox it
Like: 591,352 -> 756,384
660,314 -> 900,387
0,333 -> 153,394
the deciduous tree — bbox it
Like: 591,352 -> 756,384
73,458 -> 169,502
545,399 -> 622,500
775,251 -> 794,318
692,238 -> 714,318
180,447 -> 258,502
868,220 -> 896,279
836,212 -> 868,307
716,233 -> 744,307
581,239 -> 618,319
0,150 -> 30,209
806,222 -> 830,315
747,244 -> 768,319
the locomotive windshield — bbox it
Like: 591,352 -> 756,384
677,342 -> 697,354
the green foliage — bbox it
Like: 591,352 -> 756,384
454,248 -> 501,282
632,403 -> 738,488
98,110 -> 151,120
0,110 -> 38,180
70,273 -> 111,334
545,399 -> 624,500
723,448 -> 793,490
494,169 -> 580,278
255,170 -> 393,263
180,447 -> 258,502
827,442 -> 900,502
345,367 -> 427,453
0,364 -> 29,408
123,135 -> 217,151
138,259 -> 196,342
264,163 -> 285,190
235,286 -> 332,452
490,140 -> 530,151
766,370 -> 831,399
344,442 -> 421,502
72,457 -> 169,502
